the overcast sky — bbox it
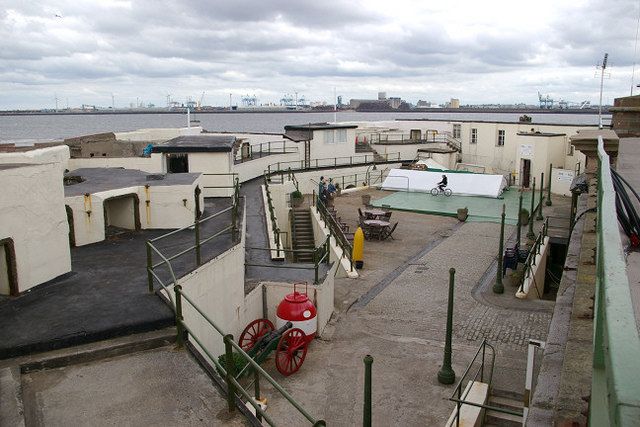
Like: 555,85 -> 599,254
1,0 -> 638,109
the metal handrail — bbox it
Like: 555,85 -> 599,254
448,339 -> 521,426
235,140 -> 299,163
266,152 -> 403,176
314,196 -> 354,272
518,218 -> 549,294
591,137 -> 640,425
308,168 -> 391,191
176,288 -> 326,426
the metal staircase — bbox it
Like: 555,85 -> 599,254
291,207 -> 315,262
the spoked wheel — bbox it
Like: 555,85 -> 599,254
239,319 -> 275,352
430,187 -> 439,196
275,328 -> 308,376
443,188 -> 453,197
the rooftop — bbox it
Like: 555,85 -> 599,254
63,168 -> 200,197
151,135 -> 235,153
284,122 -> 358,131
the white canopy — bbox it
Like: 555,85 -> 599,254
381,168 -> 508,198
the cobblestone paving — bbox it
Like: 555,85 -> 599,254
454,304 -> 551,351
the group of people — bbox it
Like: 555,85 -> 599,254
318,176 -> 339,206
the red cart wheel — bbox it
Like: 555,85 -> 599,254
239,319 -> 274,352
275,328 -> 308,376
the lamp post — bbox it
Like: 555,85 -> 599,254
536,172 -> 544,221
517,189 -> 523,248
438,268 -> 456,384
493,205 -> 506,294
527,177 -> 536,240
546,163 -> 553,206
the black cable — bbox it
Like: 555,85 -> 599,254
611,169 -> 640,247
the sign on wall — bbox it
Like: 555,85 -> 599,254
519,144 -> 533,157
556,170 -> 574,181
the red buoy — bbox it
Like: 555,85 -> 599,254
276,282 -> 317,344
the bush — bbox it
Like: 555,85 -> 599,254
291,190 -> 303,199
217,351 -> 249,377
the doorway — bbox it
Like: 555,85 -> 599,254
0,238 -> 18,296
167,153 -> 189,173
520,159 -> 531,188
410,129 -> 422,141
103,194 -> 141,237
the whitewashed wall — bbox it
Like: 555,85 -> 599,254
0,145 -> 70,172
115,126 -> 202,142
66,180 -> 201,246
550,168 -> 575,196
0,162 -> 71,293
516,237 -> 550,300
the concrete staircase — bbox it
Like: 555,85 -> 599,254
291,207 -> 315,263
484,388 -> 524,426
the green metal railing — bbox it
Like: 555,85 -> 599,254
449,339 -> 521,426
146,179 -> 240,293
201,173 -> 239,196
313,195 -> 354,272
235,140 -> 299,163
144,201 -> 324,425
518,217 -> 549,297
265,152 -> 402,176
263,175 -> 286,255
310,168 -> 390,191
591,137 -> 640,425
245,240 -> 331,285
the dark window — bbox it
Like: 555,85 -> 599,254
471,128 -> 477,144
453,124 -> 461,139
497,130 -> 505,146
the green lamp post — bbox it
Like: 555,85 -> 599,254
493,204 -> 506,294
438,268 -> 457,384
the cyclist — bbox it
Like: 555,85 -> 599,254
437,174 -> 448,193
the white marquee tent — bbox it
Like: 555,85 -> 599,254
381,168 -> 508,198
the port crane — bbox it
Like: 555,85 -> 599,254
241,95 -> 258,107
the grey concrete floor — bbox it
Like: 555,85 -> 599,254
256,188 -> 560,426
0,198 -> 240,359
21,346 -> 247,427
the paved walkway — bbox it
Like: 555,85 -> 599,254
0,198 -> 240,359
615,137 -> 640,332
261,189 -> 554,426
21,346 -> 247,426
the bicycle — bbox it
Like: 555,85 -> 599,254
430,187 -> 452,197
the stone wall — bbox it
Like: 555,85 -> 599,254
611,94 -> 640,137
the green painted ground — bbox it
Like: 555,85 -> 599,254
372,187 -> 536,224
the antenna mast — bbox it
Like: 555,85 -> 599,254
598,53 -> 608,129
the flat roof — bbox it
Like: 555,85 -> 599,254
398,118 -> 600,127
152,135 -> 235,153
516,132 -> 566,137
284,122 -> 358,131
64,168 -> 200,197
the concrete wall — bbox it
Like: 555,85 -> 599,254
104,196 -> 136,229
310,206 -> 358,279
115,126 -> 203,142
66,181 -> 201,246
310,128 -> 357,160
516,236 -> 549,299
67,154 -> 163,173
185,152 -> 233,197
0,162 -> 71,293
0,145 -> 70,173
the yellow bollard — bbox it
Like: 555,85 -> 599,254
353,226 -> 365,269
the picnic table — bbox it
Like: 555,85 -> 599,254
363,208 -> 388,219
363,219 -> 391,240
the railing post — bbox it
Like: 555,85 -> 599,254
493,204 -> 506,294
276,228 -> 281,258
253,369 -> 262,422
146,242 -> 154,292
517,189 -> 523,249
438,268 -> 456,384
481,342 -> 486,382
536,172 -> 544,221
527,177 -> 536,240
363,355 -> 373,427
224,334 -> 237,413
325,237 -> 330,264
195,217 -> 202,266
175,285 -> 184,348
546,163 -> 553,206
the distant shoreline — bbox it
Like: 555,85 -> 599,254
0,107 -> 609,117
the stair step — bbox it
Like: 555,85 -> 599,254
488,396 -> 524,413
484,409 -> 523,427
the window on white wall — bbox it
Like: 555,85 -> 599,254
470,128 -> 477,144
325,130 -> 335,144
336,129 -> 347,143
453,124 -> 461,139
497,130 -> 505,146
